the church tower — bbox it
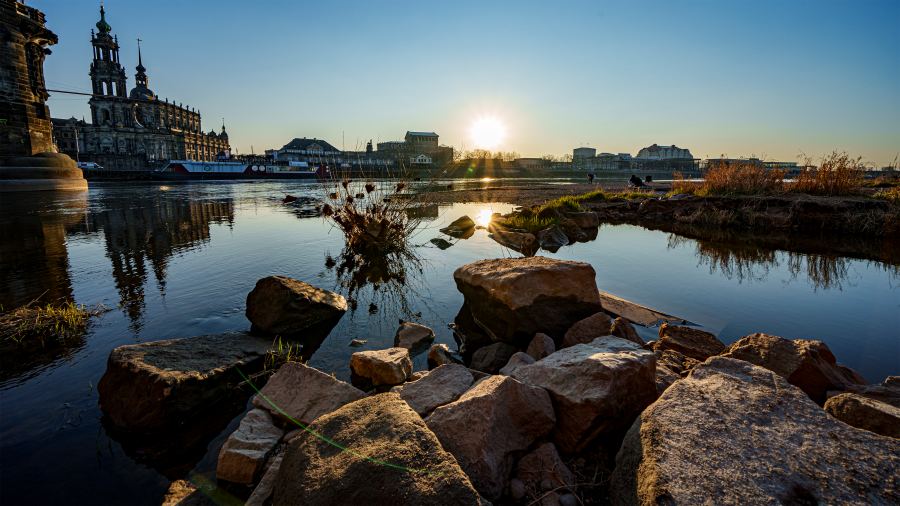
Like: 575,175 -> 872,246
88,5 -> 127,126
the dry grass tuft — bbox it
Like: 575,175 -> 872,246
693,161 -> 785,196
1,301 -> 107,346
790,151 -> 864,196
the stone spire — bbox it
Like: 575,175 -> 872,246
96,4 -> 111,35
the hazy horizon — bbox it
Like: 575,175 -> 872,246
36,0 -> 900,165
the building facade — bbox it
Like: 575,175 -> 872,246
51,6 -> 229,171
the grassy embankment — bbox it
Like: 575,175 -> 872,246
0,301 -> 106,347
501,189 -> 656,232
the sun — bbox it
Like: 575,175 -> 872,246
469,116 -> 507,150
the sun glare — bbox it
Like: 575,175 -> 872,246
475,208 -> 494,227
470,116 -> 507,150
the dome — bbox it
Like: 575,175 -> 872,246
208,130 -> 218,137
96,6 -> 112,34
129,86 -> 156,100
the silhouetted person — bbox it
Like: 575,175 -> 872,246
588,172 -> 595,184
629,174 -> 645,188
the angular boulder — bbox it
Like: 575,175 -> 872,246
272,393 -> 480,505
653,323 -> 725,361
825,393 -> 900,438
427,343 -> 462,369
514,443 -> 576,498
252,362 -> 366,425
654,349 -> 699,377
536,225 -> 569,252
512,336 -> 657,454
655,364 -> 681,395
245,276 -> 347,336
611,317 -> 644,346
453,257 -> 603,345
98,332 -> 270,432
246,451 -> 284,506
720,332 -> 866,404
394,321 -> 435,351
611,357 -> 900,505
499,352 -> 535,376
440,215 -> 476,239
470,342 -> 518,374
426,375 -> 556,500
216,408 -> 283,485
399,364 -> 474,416
349,347 -> 412,388
489,229 -> 538,255
563,211 -> 599,229
561,312 -> 613,348
526,333 -> 556,360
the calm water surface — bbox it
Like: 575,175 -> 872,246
1,181 -> 898,505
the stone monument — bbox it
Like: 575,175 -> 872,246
0,0 -> 87,191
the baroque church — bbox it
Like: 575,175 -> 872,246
52,5 -> 230,171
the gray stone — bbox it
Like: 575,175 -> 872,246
426,375 -> 556,500
499,351 -> 535,376
515,442 -> 576,498
98,332 -> 270,432
825,393 -> 900,438
512,336 -> 657,454
245,276 -> 347,336
216,408 -> 283,485
399,364 -> 474,416
441,215 -> 477,238
536,225 -> 569,252
273,393 -> 480,505
246,451 -> 283,506
561,312 -> 613,348
526,333 -> 556,360
563,211 -> 599,228
349,347 -> 412,388
611,357 -> 900,505
489,229 -> 537,255
470,342 -> 518,374
252,362 -> 365,425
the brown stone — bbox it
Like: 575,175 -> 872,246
825,393 -> 900,438
470,342 -> 518,374
655,364 -> 681,395
526,333 -> 556,360
611,357 -> 900,505
453,257 -> 603,345
246,451 -> 283,506
272,393 -> 480,505
653,323 -> 725,361
216,408 -> 283,485
394,321 -> 435,351
426,375 -> 556,500
252,362 -> 365,425
245,276 -> 347,336
563,211 -> 599,229
427,343 -> 462,369
515,442 -> 576,497
611,317 -> 644,346
512,336 -> 657,454
654,349 -> 699,377
440,215 -> 476,238
349,347 -> 412,388
162,479 -> 215,506
499,352 -> 535,376
489,228 -> 537,255
399,364 -> 474,416
720,332 -> 866,403
97,332 -> 270,432
561,312 -> 612,348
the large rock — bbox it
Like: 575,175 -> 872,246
349,347 -> 412,388
536,225 -> 569,252
394,321 -> 435,351
252,362 -> 365,425
246,451 -> 284,506
563,211 -> 599,229
654,349 -> 699,377
489,229 -> 537,255
453,257 -> 603,345
720,332 -> 866,404
511,336 -> 657,454
273,393 -> 480,505
216,408 -> 283,485
426,375 -> 556,500
514,443 -> 576,498
98,332 -> 270,432
245,276 -> 347,336
611,357 -> 900,505
470,342 -> 518,374
441,215 -> 476,239
398,364 -> 474,416
526,333 -> 556,360
825,393 -> 900,438
561,312 -> 613,348
653,323 -> 725,361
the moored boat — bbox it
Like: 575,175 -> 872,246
152,160 -> 329,180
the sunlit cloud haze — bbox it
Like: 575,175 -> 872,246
36,0 -> 900,165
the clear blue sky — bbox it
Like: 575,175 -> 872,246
34,0 -> 900,165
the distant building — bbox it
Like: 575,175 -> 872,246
50,5 -> 229,171
573,147 -> 596,160
267,137 -> 395,171
376,131 -> 453,167
514,157 -> 551,170
635,144 -> 693,160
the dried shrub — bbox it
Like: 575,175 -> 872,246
696,160 -> 785,196
1,301 -> 107,346
790,151 -> 864,196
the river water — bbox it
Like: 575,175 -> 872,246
1,181 -> 898,505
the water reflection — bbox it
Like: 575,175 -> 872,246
326,246 -> 424,319
76,189 -> 234,332
668,233 -> 900,290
